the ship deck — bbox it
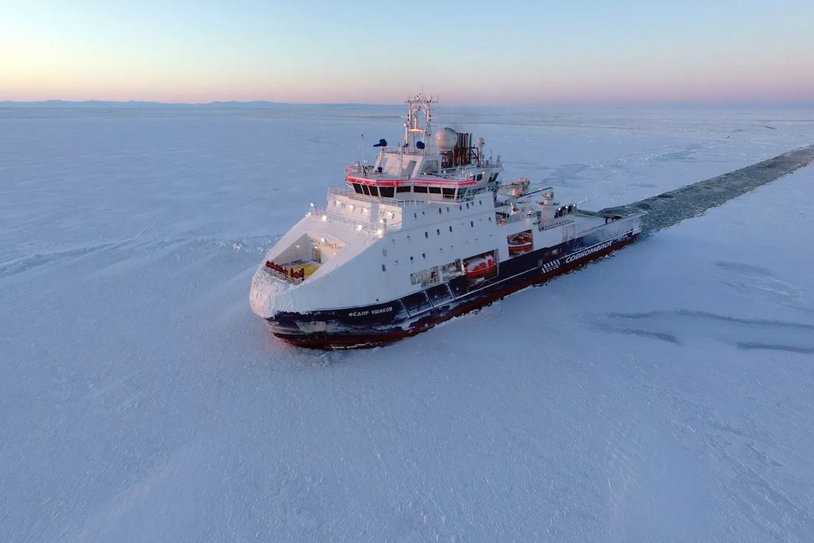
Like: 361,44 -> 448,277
288,259 -> 321,277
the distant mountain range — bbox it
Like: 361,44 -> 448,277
0,100 -> 384,108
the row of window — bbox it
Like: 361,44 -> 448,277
411,200 -> 484,219
352,183 -> 480,201
352,184 -> 395,198
381,227 -> 493,272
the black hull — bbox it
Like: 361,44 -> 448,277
266,231 -> 639,349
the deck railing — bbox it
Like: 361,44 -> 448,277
310,206 -> 403,234
537,217 -> 574,231
265,266 -> 305,285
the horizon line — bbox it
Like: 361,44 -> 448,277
2,99 -> 814,109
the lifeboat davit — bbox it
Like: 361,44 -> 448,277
465,255 -> 496,278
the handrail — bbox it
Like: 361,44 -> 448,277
497,210 -> 537,226
311,208 -> 403,234
538,217 -> 574,231
266,267 -> 305,285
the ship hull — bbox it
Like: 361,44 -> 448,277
265,226 -> 639,349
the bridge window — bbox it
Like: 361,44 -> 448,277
368,186 -> 380,197
379,187 -> 394,198
396,186 -> 411,193
429,187 -> 441,194
414,186 -> 428,193
352,183 -> 363,194
422,159 -> 439,172
361,185 -> 371,196
405,160 -> 417,178
442,188 -> 455,199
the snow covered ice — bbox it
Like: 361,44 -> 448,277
2,104 -> 814,542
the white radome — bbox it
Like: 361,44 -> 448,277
435,127 -> 458,151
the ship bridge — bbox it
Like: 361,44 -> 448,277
343,93 -> 503,201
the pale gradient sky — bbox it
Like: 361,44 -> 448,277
1,0 -> 813,105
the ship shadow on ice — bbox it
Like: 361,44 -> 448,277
590,310 -> 814,355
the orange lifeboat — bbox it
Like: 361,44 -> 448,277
508,232 -> 533,255
465,255 -> 496,278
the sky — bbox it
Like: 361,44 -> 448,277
1,0 -> 813,106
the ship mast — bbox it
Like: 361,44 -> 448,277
402,93 -> 434,154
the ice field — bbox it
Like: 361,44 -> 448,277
2,104 -> 814,542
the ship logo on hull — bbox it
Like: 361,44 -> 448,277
564,239 -> 616,264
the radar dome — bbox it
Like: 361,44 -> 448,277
435,127 -> 458,151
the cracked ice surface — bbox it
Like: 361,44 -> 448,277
1,105 -> 814,542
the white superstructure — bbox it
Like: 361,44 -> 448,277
250,94 -> 643,347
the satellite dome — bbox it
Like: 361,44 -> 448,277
435,127 -> 458,151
